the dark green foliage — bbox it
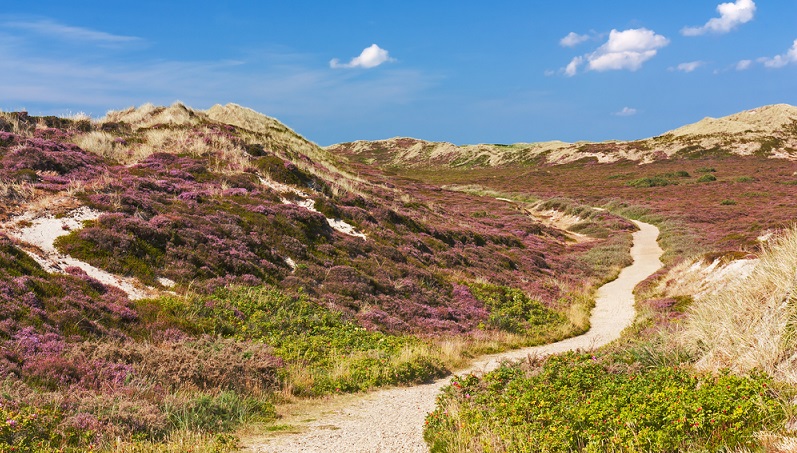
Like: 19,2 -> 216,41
697,174 -> 717,183
253,155 -> 316,188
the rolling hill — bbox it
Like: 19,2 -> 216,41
329,103 -> 797,167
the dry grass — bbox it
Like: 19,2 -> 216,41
110,430 -> 238,453
0,180 -> 35,202
680,226 -> 797,382
70,130 -> 119,159
0,111 -> 32,136
105,102 -> 202,129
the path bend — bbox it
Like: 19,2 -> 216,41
246,220 -> 663,453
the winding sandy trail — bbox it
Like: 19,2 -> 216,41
245,220 -> 663,453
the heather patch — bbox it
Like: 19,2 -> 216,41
47,148 -> 595,334
0,134 -> 106,191
412,155 -> 797,256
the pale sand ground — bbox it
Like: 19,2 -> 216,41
3,207 -> 157,299
244,220 -> 663,453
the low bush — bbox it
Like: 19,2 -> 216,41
467,283 -> 566,335
697,174 -> 717,183
425,353 -> 787,452
627,176 -> 672,188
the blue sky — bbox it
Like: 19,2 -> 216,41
1,1 -> 795,145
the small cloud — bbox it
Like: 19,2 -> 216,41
758,39 -> 797,68
564,56 -> 583,77
670,61 -> 705,72
544,69 -> 556,77
561,28 -> 668,76
588,28 -> 669,72
614,107 -> 638,117
3,19 -> 140,44
736,59 -> 753,70
560,32 -> 590,47
330,44 -> 394,69
682,0 -> 756,36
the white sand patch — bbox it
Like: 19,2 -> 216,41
157,277 -> 176,288
656,257 -> 758,300
534,209 -> 583,230
758,232 -> 775,242
259,176 -> 309,198
4,207 -> 156,300
325,218 -> 367,240
259,176 -> 367,240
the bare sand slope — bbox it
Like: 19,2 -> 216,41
246,220 -> 663,453
3,207 -> 157,300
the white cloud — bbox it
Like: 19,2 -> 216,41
671,61 -> 705,72
330,44 -> 394,69
614,107 -> 638,117
736,59 -> 753,70
758,39 -> 797,68
564,56 -> 583,77
586,28 -> 669,73
560,32 -> 590,47
681,0 -> 756,36
3,19 -> 140,44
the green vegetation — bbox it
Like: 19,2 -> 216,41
627,176 -> 673,188
697,173 -> 717,183
145,286 -> 447,395
425,353 -> 786,453
468,283 -> 566,335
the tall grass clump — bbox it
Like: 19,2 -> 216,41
681,226 -> 797,381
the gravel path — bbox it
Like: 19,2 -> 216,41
245,220 -> 663,453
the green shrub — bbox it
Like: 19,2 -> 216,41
697,167 -> 716,173
425,353 -> 786,453
0,400 -> 94,452
662,170 -> 690,178
468,283 -> 566,335
735,176 -> 755,182
627,176 -> 672,188
697,174 -> 717,183
720,199 -> 737,205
